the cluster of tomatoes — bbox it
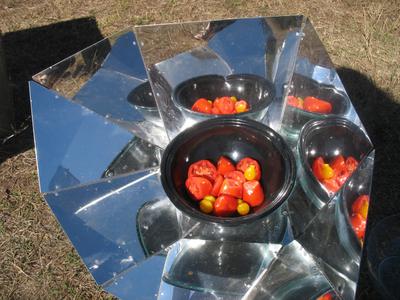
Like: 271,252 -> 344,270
350,195 -> 369,242
312,155 -> 359,193
287,95 -> 332,114
185,156 -> 264,217
191,96 -> 250,115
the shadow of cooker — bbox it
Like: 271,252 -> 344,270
1,17 -> 106,164
337,67 -> 400,300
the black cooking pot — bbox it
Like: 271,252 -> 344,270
172,74 -> 275,122
161,117 -> 296,225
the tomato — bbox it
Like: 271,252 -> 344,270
351,213 -> 366,239
237,157 -> 261,181
210,174 -> 224,197
243,180 -> 264,207
287,95 -> 304,109
312,157 -> 334,181
303,96 -> 332,114
322,178 -> 340,193
335,171 -> 350,186
217,156 -> 236,175
330,155 -> 346,174
213,96 -> 235,114
185,176 -> 212,201
214,195 -> 238,217
219,178 -> 243,198
188,160 -> 217,183
191,98 -> 212,114
352,195 -> 369,219
235,100 -> 249,113
345,156 -> 359,173
224,170 -> 246,184
212,106 -> 221,114
317,291 -> 333,300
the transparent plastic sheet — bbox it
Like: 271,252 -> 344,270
29,16 -> 376,300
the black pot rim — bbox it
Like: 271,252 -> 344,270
161,117 -> 296,226
298,117 -> 373,201
172,73 -> 275,118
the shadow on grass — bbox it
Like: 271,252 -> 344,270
337,67 -> 400,300
1,17 -> 105,164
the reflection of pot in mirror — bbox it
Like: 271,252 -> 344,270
162,239 -> 272,296
136,199 -> 182,257
161,117 -> 296,226
187,205 -> 287,244
336,156 -> 373,261
297,117 -> 373,209
282,73 -> 351,137
260,276 -> 334,300
102,137 -> 162,178
172,74 -> 275,122
127,81 -> 163,127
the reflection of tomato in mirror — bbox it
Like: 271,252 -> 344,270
287,95 -> 332,114
191,96 -> 249,114
185,156 -> 265,217
350,195 -> 369,242
312,155 -> 359,193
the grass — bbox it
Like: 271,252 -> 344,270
0,0 -> 399,299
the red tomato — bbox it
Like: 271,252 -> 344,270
185,176 -> 212,201
213,96 -> 235,114
188,160 -> 217,183
317,291 -> 333,300
224,170 -> 246,185
217,156 -> 236,175
219,178 -> 243,198
243,180 -> 264,207
351,213 -> 366,239
322,178 -> 340,193
191,98 -> 212,114
211,106 -> 221,114
312,157 -> 326,181
236,157 -> 261,181
352,195 -> 369,218
287,95 -> 304,109
335,172 -> 350,186
345,156 -> 359,173
330,155 -> 346,174
214,195 -> 238,217
211,174 -> 224,197
303,96 -> 332,114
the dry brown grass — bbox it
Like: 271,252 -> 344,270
0,0 -> 399,299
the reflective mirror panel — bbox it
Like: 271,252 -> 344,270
134,16 -> 305,139
281,18 -> 364,143
44,170 -> 196,285
32,31 -> 168,148
30,82 -> 163,193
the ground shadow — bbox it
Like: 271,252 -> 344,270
0,17 -> 105,164
337,67 -> 400,299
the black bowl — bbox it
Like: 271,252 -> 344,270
127,81 -> 162,125
282,73 -> 351,134
161,117 -> 296,225
298,117 -> 373,206
172,74 -> 275,121
336,155 -> 373,259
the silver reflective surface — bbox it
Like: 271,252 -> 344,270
134,16 -> 304,139
29,16 -> 375,300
